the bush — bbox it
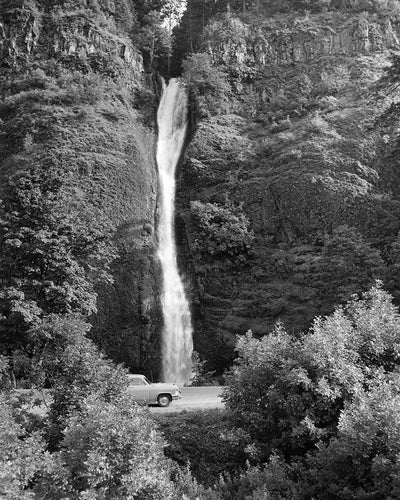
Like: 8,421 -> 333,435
0,394 -> 50,499
306,375 -> 400,499
190,201 -> 254,259
0,354 -> 12,390
34,315 -> 128,448
155,409 -> 248,487
190,351 -> 217,386
318,65 -> 351,95
36,396 -> 176,499
223,283 -> 400,460
215,456 -> 301,500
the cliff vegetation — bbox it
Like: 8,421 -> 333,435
0,0 -> 176,380
174,0 -> 400,371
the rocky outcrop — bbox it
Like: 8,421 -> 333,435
0,4 -> 40,61
48,15 -> 142,72
205,13 -> 400,69
0,1 -> 143,76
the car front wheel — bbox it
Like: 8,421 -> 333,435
157,394 -> 171,407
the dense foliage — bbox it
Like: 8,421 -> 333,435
220,283 -> 400,498
0,394 -> 50,500
190,200 -> 254,259
35,315 -> 128,447
0,163 -> 113,363
36,396 -> 176,499
155,409 -> 248,487
318,225 -> 385,311
182,53 -> 231,116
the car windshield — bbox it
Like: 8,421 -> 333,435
144,376 -> 151,385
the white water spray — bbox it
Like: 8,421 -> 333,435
156,78 -> 193,385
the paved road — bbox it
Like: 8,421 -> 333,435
18,386 -> 226,414
149,386 -> 225,413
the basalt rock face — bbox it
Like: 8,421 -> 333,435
0,1 -> 162,375
0,1 -> 142,74
176,11 -> 400,371
205,13 -> 400,68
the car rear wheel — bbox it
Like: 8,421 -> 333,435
157,394 -> 171,407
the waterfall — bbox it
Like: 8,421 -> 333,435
156,78 -> 193,385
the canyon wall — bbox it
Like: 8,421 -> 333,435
0,0 -> 162,376
176,9 -> 400,370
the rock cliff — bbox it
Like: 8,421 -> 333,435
205,13 -> 400,67
175,10 -> 400,370
0,0 -> 162,376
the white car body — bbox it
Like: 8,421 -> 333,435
127,374 -> 182,407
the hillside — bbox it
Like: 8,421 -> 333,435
174,5 -> 400,370
0,0 -> 162,376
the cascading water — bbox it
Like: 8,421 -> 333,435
156,78 -> 193,385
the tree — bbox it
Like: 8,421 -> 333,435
161,0 -> 187,35
0,160 -> 116,379
113,0 -> 139,33
32,314 -> 128,448
306,375 -> 400,499
223,283 -> 400,461
139,10 -> 171,71
190,201 -> 254,259
171,0 -> 227,73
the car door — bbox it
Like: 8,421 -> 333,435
128,377 -> 150,404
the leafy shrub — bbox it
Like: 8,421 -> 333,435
155,409 -> 248,487
0,394 -> 50,499
190,201 -> 254,259
303,113 -> 340,138
319,65 -> 351,95
190,351 -> 217,386
223,283 -> 400,460
171,466 -> 222,500
215,456 -> 301,500
306,375 -> 400,499
0,354 -> 12,390
36,396 -> 175,499
34,315 -> 128,448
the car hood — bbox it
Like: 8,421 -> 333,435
151,383 -> 180,390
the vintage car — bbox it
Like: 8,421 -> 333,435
127,374 -> 182,407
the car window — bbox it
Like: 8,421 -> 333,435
144,377 -> 152,385
129,377 -> 145,386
